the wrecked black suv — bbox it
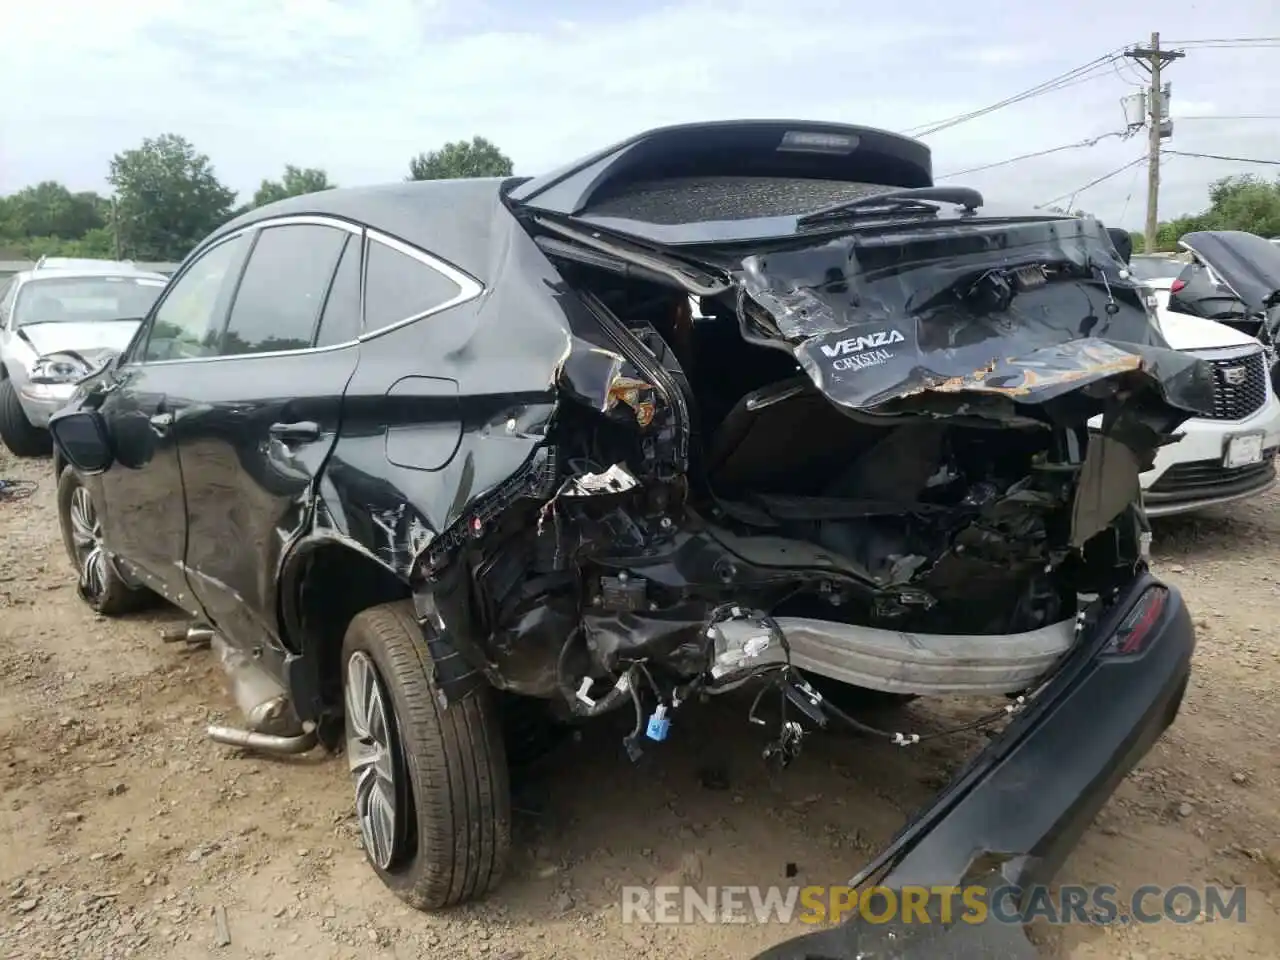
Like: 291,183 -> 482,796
49,121 -> 1207,929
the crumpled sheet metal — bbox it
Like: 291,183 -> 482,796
738,224 -> 1217,420
916,339 -> 1141,398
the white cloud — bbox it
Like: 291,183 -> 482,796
953,45 -> 1042,66
2,0 -> 1279,229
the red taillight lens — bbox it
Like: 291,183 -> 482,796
1170,279 -> 1186,293
1102,587 -> 1169,657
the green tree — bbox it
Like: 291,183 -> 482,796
0,181 -> 107,239
1200,174 -> 1280,237
107,134 -> 237,261
1152,174 -> 1280,250
407,136 -> 514,181
252,165 -> 337,207
9,229 -> 116,260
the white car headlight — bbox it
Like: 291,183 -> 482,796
28,353 -> 91,385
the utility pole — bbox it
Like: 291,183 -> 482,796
110,196 -> 123,260
1125,33 -> 1184,252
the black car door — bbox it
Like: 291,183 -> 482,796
174,218 -> 362,658
95,232 -> 253,609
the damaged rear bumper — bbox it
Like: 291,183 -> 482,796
754,569 -> 1194,960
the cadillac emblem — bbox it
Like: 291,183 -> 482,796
1221,365 -> 1249,386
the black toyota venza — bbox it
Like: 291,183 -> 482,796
49,121 -> 1207,954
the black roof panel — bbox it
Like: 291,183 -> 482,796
206,178 -> 515,281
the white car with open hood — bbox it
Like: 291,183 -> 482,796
1128,308 -> 1280,517
1118,231 -> 1280,517
0,257 -> 167,456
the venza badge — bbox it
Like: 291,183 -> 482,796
820,329 -> 905,358
821,329 -> 905,371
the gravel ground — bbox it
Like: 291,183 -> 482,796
2,446 -> 1279,960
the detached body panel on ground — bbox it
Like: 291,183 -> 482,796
756,571 -> 1193,959
46,120 -> 1208,922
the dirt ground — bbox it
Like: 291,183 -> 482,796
2,447 -> 1279,960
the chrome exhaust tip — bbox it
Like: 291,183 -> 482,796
162,623 -> 215,646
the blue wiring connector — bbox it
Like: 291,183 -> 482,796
646,704 -> 671,742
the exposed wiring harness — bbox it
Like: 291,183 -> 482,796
0,479 -> 37,503
693,604 -> 1026,759
554,602 -> 1030,767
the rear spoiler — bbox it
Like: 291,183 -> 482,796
507,120 -> 933,217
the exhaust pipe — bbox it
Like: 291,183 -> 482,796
207,723 -> 318,755
161,623 -> 215,645
185,625 -> 216,644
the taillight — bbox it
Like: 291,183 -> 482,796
1102,587 -> 1169,657
1170,279 -> 1186,293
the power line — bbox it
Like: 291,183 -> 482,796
937,130 -> 1131,179
899,37 -> 1275,142
1163,37 -> 1280,46
907,62 -> 1119,137
1173,44 -> 1280,51
1165,41 -> 1280,51
1034,155 -> 1148,210
900,50 -> 1124,138
1161,149 -> 1280,165
1112,58 -> 1146,87
1173,115 -> 1280,121
1118,157 -> 1145,222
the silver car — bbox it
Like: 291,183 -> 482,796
0,257 -> 167,455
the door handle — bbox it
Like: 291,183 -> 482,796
269,420 -> 321,443
149,412 -> 173,434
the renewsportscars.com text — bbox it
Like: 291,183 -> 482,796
620,884 -> 1247,926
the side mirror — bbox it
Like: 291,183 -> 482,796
85,351 -> 120,379
49,410 -> 114,474
1106,227 -> 1134,265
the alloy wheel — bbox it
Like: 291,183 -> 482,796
345,651 -> 402,870
68,486 -> 108,600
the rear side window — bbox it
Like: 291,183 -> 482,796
315,235 -> 363,347
143,233 -> 250,362
219,224 -> 348,356
363,238 -> 462,334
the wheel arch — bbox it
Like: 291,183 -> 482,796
279,537 -> 413,723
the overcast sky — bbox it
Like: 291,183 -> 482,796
2,0 -> 1277,230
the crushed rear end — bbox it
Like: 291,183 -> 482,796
487,145 -> 1212,705
430,122 -> 1214,947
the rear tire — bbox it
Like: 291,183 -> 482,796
0,378 -> 52,457
341,600 -> 510,910
56,467 -> 153,615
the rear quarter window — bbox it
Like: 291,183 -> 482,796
362,237 -> 465,334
